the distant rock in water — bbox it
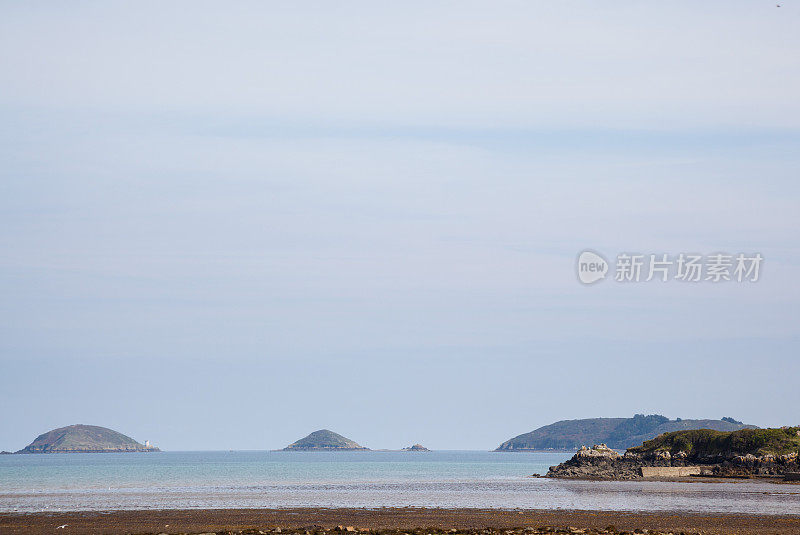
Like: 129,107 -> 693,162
402,444 -> 430,451
496,414 -> 758,451
16,424 -> 159,453
283,429 -> 368,451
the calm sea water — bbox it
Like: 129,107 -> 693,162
1,451 -> 798,514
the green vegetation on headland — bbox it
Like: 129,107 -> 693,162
496,414 -> 756,451
16,424 -> 159,453
282,429 -> 369,451
630,427 -> 800,458
546,427 -> 800,480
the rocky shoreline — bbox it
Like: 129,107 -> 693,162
547,442 -> 800,480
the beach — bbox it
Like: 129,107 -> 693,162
2,507 -> 799,535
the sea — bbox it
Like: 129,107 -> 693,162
1,450 -> 798,514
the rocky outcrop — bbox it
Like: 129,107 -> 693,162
402,444 -> 430,451
575,444 -> 618,459
16,424 -> 159,453
547,428 -> 800,480
547,444 -> 643,480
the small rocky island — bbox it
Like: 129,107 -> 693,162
402,444 -> 430,451
282,429 -> 369,451
547,427 -> 800,480
16,424 -> 159,453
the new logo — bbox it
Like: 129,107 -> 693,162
577,250 -> 608,284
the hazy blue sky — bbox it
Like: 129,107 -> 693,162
1,1 -> 799,451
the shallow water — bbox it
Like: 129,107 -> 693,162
1,451 -> 798,514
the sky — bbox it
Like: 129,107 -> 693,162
1,1 -> 799,451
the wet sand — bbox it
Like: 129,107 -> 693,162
2,508 -> 799,535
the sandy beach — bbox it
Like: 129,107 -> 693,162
2,507 -> 799,535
